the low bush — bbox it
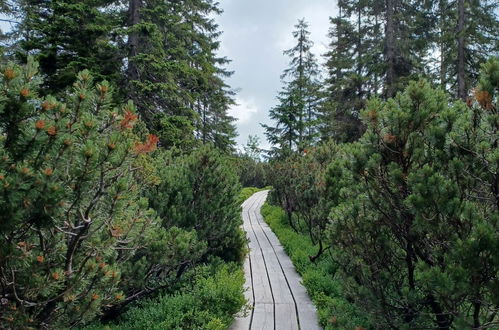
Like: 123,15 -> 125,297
87,262 -> 246,330
149,145 -> 245,263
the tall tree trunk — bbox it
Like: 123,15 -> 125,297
298,29 -> 304,147
127,0 -> 141,87
457,0 -> 466,100
336,0 -> 343,80
385,0 -> 396,98
374,13 -> 379,94
439,0 -> 447,88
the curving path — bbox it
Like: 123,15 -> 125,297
231,190 -> 321,330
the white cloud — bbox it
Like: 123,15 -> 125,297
229,98 -> 259,124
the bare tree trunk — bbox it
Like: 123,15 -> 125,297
439,0 -> 447,88
385,0 -> 396,98
457,0 -> 466,100
127,0 -> 141,85
298,29 -> 304,148
374,13 -> 379,94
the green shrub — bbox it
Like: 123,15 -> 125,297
0,59 -> 167,327
0,59 -> 210,328
104,263 -> 246,330
149,146 -> 245,263
327,63 -> 499,328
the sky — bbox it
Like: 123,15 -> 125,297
216,0 -> 338,151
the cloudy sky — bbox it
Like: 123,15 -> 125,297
216,0 -> 338,150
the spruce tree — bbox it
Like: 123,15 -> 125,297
320,1 -> 363,142
263,19 -> 321,154
126,0 -> 237,151
434,0 -> 499,99
10,0 -> 121,95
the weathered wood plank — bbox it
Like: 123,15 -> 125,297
251,303 -> 273,330
275,303 -> 299,330
232,190 -> 321,330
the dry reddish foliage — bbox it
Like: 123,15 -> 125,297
134,134 -> 159,154
474,89 -> 493,110
35,120 -> 45,130
120,110 -> 138,130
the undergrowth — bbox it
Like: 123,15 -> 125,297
85,262 -> 245,330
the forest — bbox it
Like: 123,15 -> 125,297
0,0 -> 498,329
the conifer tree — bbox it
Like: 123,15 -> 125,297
10,0 -> 121,95
263,19 -> 321,154
326,60 -> 499,327
320,1 -> 363,142
0,59 -> 173,327
432,0 -> 499,99
149,145 -> 244,262
126,0 -> 237,151
5,0 -> 238,152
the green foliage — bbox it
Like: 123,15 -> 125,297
321,0 -> 498,141
326,61 -> 499,328
127,0 -> 237,151
13,0 -> 122,95
267,143 -> 336,259
0,59 -> 245,328
260,203 -> 368,330
0,59 -> 165,327
85,263 -> 246,330
263,19 -> 322,154
149,145 -> 245,262
5,0 -> 238,152
233,135 -> 268,188
233,155 -> 268,189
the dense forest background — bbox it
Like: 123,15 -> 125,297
0,0 -> 498,329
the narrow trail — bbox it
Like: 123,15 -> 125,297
231,190 -> 321,330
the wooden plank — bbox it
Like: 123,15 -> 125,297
250,252 -> 273,303
251,303 -> 273,330
232,190 -> 321,330
249,212 -> 293,304
275,303 -> 299,330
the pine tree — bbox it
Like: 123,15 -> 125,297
0,59 -> 172,327
321,0 -> 464,141
126,0 -> 237,151
263,19 -> 321,154
10,0 -> 122,95
326,61 -> 499,327
149,145 -> 244,262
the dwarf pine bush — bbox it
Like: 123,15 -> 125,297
0,59 -> 202,327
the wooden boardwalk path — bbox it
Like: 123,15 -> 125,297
231,190 -> 321,330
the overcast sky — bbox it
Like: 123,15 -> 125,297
217,0 -> 338,150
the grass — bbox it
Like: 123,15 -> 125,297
260,203 -> 369,330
